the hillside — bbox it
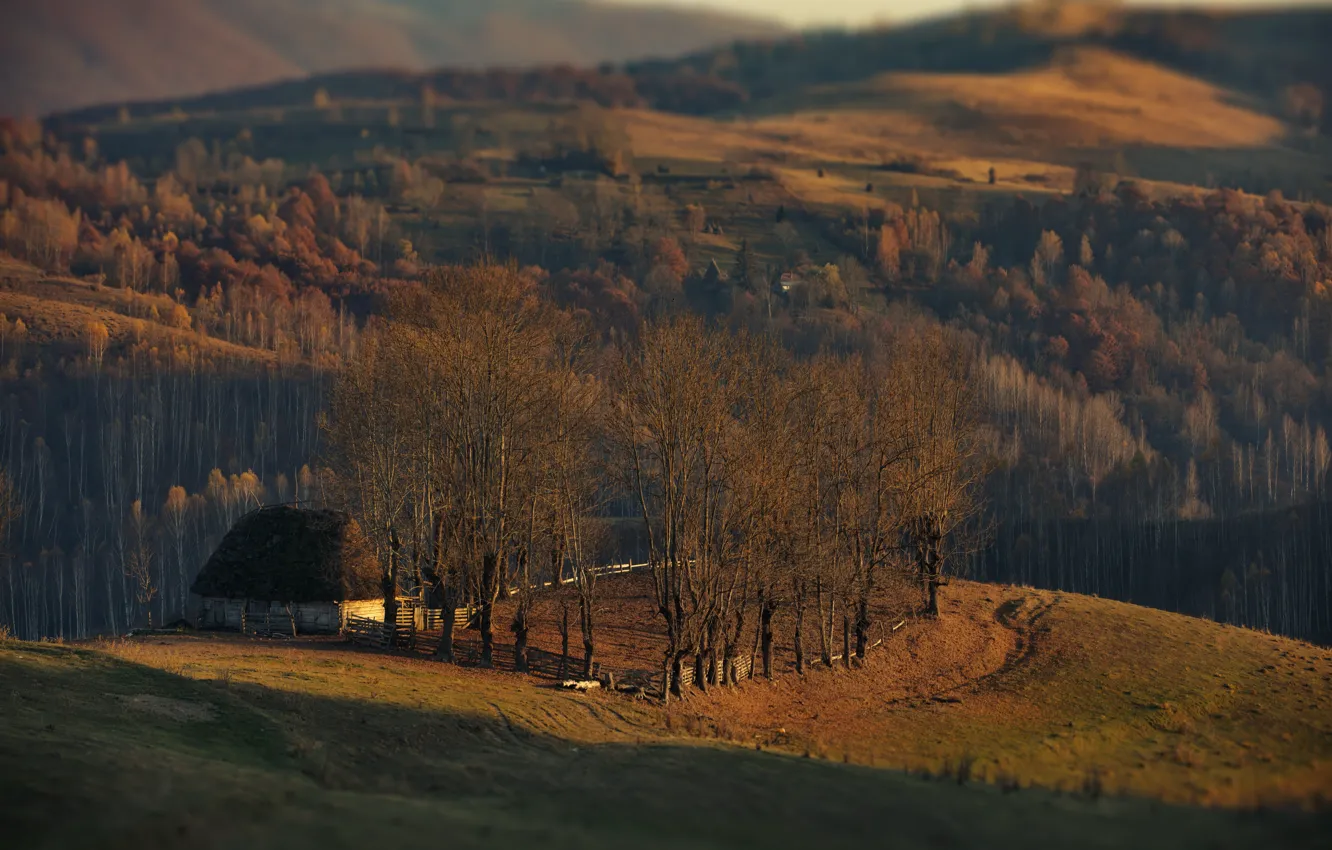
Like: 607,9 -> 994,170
44,6 -> 1331,202
612,45 -> 1325,201
625,4 -> 1332,120
1,582 -> 1329,848
501,576 -> 1332,807
0,0 -> 786,118
0,258 -> 279,365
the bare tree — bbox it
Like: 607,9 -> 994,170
124,500 -> 156,628
0,468 -> 19,634
547,370 -> 607,678
893,329 -> 989,617
416,264 -> 570,667
609,316 -> 744,700
326,325 -> 420,634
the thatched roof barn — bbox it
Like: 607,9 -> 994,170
192,506 -> 380,603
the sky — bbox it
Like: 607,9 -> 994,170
610,0 -> 1325,28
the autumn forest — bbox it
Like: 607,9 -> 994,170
2,6 -> 1332,661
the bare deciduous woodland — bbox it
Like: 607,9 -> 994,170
6,5 -> 1332,848
1,3 -> 1331,653
322,267 -> 986,695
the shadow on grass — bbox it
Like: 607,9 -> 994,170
0,641 -> 1328,850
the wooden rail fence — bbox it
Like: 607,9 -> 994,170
674,654 -> 751,691
345,614 -> 413,649
338,565 -> 905,697
241,610 -> 296,638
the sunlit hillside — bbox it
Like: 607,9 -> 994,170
2,580 -> 1329,848
764,47 -> 1284,150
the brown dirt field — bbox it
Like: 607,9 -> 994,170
496,569 -> 926,684
689,582 -> 1022,741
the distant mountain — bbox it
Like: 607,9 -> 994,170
0,0 -> 787,117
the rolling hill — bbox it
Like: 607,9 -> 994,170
1,580 -> 1329,848
0,0 -> 786,118
0,257 -> 279,365
623,2 -> 1332,116
40,4 -> 1331,203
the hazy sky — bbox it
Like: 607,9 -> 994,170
612,0 -> 1325,28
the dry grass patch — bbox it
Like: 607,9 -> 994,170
689,582 -> 1332,807
4,632 -> 1329,849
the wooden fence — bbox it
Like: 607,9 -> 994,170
559,562 -> 649,585
345,614 -> 414,649
345,614 -> 389,648
526,646 -> 600,680
241,609 -> 296,638
674,654 -> 750,691
335,563 -> 891,699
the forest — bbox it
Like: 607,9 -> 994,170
2,42 -> 1332,654
322,266 -> 987,694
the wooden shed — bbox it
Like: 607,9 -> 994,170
191,505 -> 381,635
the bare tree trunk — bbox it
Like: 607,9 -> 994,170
580,593 -> 596,679
384,526 -> 400,645
438,615 -> 456,663
855,595 -> 869,659
558,600 -> 570,679
582,637 -> 595,680
760,598 -> 776,678
921,532 -> 942,617
512,608 -> 529,673
479,552 -> 498,667
841,611 -> 852,669
708,619 -> 721,687
793,583 -> 806,675
434,575 -> 459,664
817,581 -> 834,666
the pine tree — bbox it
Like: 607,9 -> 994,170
732,238 -> 757,290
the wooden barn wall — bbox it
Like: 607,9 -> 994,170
196,597 -> 375,634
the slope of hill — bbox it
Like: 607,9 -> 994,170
494,575 -> 1332,807
689,582 -> 1332,807
756,47 -> 1284,150
42,5 -> 1329,201
625,4 -> 1332,119
1,582 -> 1329,848
0,258 -> 278,365
0,0 -> 786,117
612,43 -> 1315,192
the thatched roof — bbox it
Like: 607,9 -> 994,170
191,506 -> 380,602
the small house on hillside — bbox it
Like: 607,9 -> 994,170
191,506 -> 381,634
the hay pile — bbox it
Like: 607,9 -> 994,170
191,506 -> 380,602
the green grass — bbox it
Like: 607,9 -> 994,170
2,631 -> 1329,849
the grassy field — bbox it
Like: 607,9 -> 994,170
505,576 -> 1332,807
685,584 -> 1332,807
2,581 -> 1330,849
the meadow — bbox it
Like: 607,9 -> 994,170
3,578 -> 1330,849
